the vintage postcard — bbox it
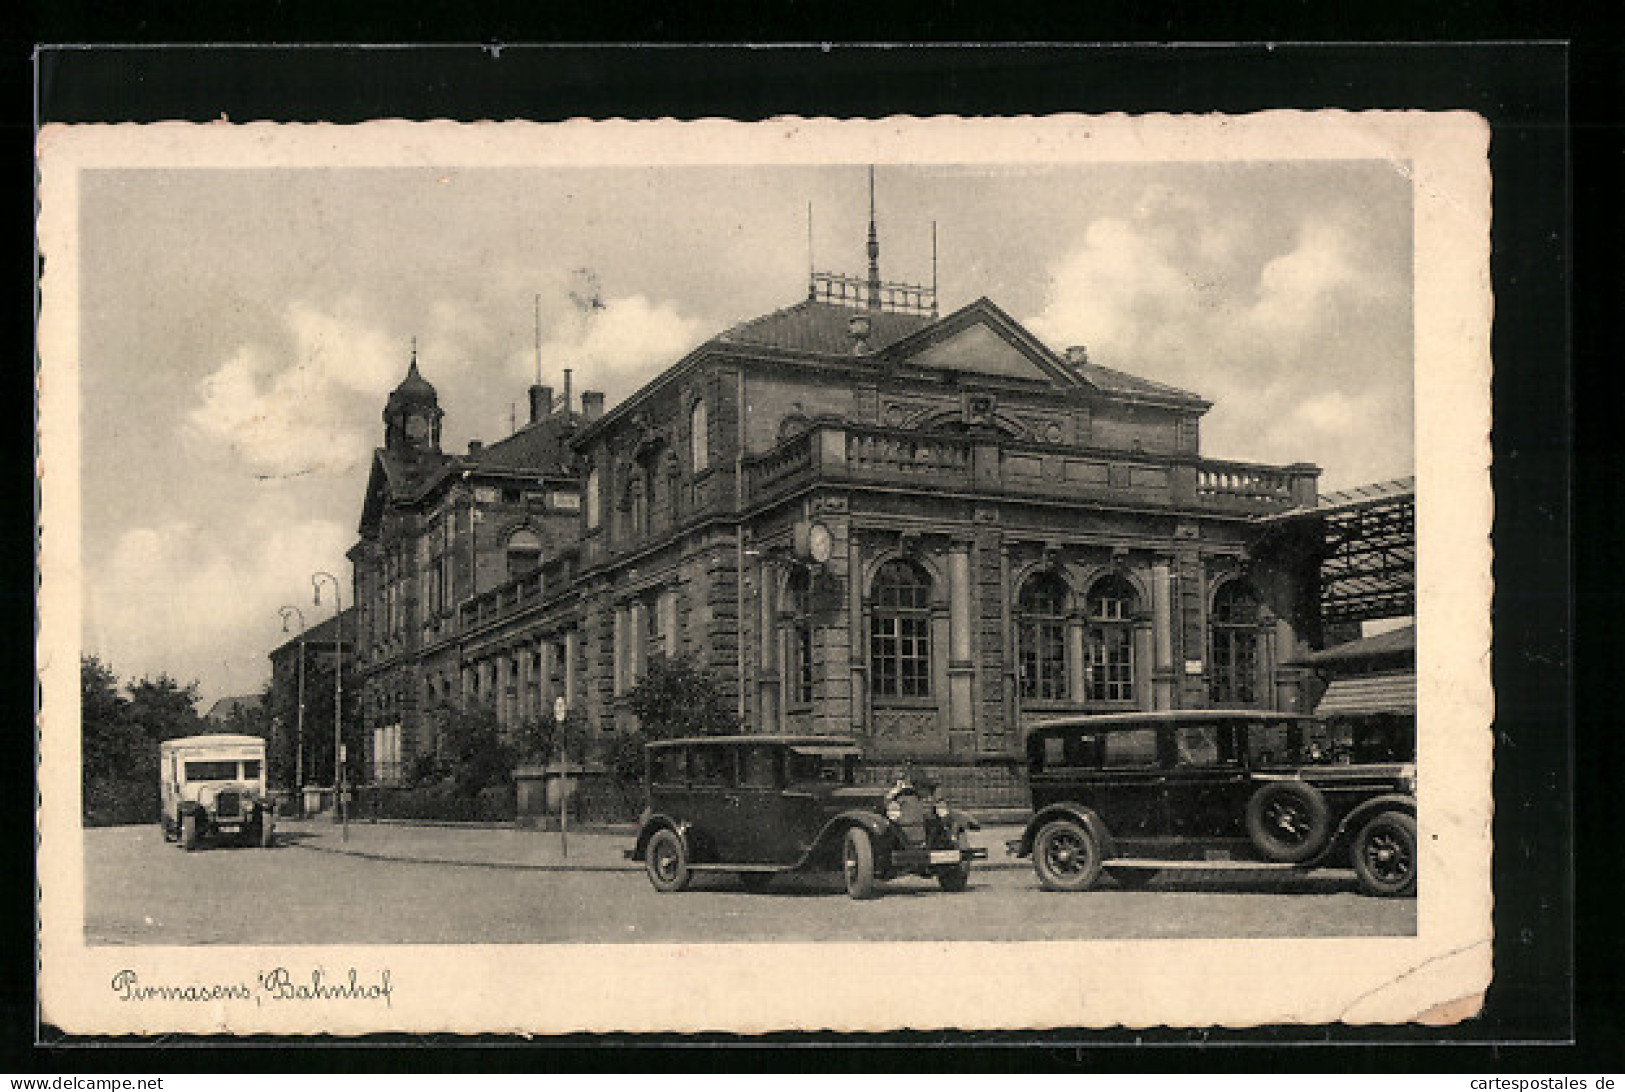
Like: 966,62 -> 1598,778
37,112 -> 1492,1034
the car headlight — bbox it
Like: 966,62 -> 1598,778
885,801 -> 903,822
1399,764 -> 1417,795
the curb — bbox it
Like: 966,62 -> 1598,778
287,839 -> 636,873
288,837 -> 1031,874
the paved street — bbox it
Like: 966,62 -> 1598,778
84,821 -> 1415,945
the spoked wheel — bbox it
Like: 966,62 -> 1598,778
257,815 -> 276,848
1352,811 -> 1417,897
1032,819 -> 1102,892
842,827 -> 879,900
738,871 -> 774,893
935,830 -> 973,892
1246,782 -> 1331,863
644,829 -> 692,893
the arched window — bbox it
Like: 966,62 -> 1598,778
1210,581 -> 1262,705
690,400 -> 709,472
585,466 -> 601,530
785,569 -> 814,706
870,559 -> 933,699
505,529 -> 542,581
1084,574 -> 1139,703
1018,571 -> 1070,701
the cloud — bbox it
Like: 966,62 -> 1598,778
1024,191 -> 1411,490
83,496 -> 354,702
527,293 -> 711,406
185,302 -> 402,477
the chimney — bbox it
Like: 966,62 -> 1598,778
563,367 -> 574,415
581,391 -> 605,422
1065,345 -> 1090,367
467,440 -> 484,456
528,384 -> 553,424
848,313 -> 872,355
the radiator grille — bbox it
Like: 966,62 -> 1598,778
215,791 -> 242,819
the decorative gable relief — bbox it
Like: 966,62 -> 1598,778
903,322 -> 1057,382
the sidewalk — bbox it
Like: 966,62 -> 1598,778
278,817 -> 1030,872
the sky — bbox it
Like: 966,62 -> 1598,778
74,159 -> 1414,705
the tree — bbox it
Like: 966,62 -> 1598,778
81,659 -> 210,825
612,656 -> 741,787
299,655 -> 362,788
624,655 -> 741,741
512,707 -> 591,767
425,703 -> 512,798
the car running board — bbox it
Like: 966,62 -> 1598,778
1108,858 -> 1323,872
687,864 -> 783,873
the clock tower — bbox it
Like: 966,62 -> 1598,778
383,343 -> 443,457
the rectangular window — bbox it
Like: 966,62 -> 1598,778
688,747 -> 734,787
242,760 -> 262,781
1102,728 -> 1160,769
649,747 -> 687,786
740,746 -> 778,789
1086,626 -> 1135,702
1036,733 -> 1101,771
789,620 -> 814,705
1211,631 -> 1259,704
1172,723 -> 1231,767
1020,619 -> 1068,700
871,615 -> 931,698
183,760 -> 239,781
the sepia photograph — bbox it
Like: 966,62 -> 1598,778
37,112 -> 1493,1034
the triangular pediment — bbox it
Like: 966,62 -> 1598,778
883,298 -> 1088,389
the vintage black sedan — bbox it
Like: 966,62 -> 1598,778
627,735 -> 987,899
1006,711 -> 1417,897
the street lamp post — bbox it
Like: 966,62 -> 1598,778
312,571 -> 347,843
278,605 -> 307,818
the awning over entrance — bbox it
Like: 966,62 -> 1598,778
1314,672 -> 1416,716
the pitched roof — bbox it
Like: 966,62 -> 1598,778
1070,358 -> 1204,401
1299,624 -> 1416,666
469,410 -> 582,476
715,298 -> 934,355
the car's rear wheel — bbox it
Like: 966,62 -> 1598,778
842,827 -> 879,900
257,814 -> 275,848
180,813 -> 200,852
1352,811 -> 1417,897
645,829 -> 692,893
935,830 -> 973,892
1245,782 -> 1332,863
738,872 -> 774,893
1032,819 -> 1102,892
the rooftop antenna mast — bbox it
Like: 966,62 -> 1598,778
866,165 -> 881,311
931,221 -> 939,318
533,293 -> 542,385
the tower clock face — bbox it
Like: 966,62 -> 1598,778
807,522 -> 833,564
405,415 -> 429,441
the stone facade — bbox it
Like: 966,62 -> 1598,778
347,293 -> 1326,804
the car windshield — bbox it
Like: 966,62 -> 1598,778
785,748 -> 856,785
183,760 -> 243,781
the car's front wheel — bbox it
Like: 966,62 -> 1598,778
1352,811 -> 1417,897
1032,818 -> 1102,892
935,830 -> 973,892
180,813 -> 200,852
842,827 -> 879,900
644,829 -> 692,893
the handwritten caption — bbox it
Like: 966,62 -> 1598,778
110,967 -> 393,1007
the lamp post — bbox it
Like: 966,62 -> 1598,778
278,605 -> 307,818
312,571 -> 347,843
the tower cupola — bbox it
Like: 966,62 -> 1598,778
383,342 -> 443,455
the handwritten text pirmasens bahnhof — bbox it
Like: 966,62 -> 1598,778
109,968 -> 393,1006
